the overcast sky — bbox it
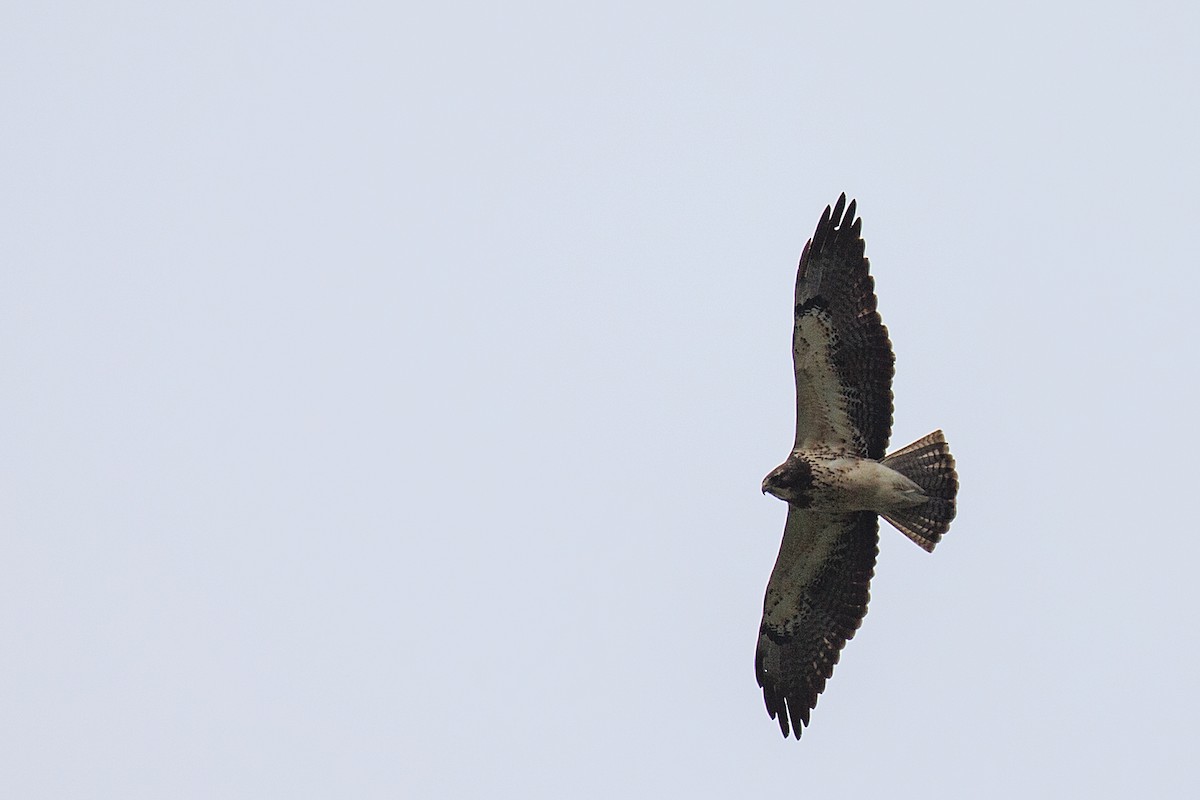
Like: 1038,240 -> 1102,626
3,2 -> 1199,797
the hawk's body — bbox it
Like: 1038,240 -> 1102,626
757,195 -> 958,739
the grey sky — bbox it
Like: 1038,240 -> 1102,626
3,2 -> 1198,797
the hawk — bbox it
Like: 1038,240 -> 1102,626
756,194 -> 959,739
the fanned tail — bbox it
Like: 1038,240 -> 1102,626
881,431 -> 958,552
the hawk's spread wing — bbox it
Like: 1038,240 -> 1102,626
792,194 -> 895,459
756,508 -> 879,738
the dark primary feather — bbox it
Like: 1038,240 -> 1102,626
792,194 -> 895,459
756,509 -> 879,738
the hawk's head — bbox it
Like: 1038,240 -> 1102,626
762,456 -> 815,508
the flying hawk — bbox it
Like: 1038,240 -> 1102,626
757,194 -> 959,739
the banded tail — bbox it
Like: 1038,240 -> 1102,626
881,430 -> 958,552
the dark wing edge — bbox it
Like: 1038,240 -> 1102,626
755,509 -> 879,739
793,194 -> 895,459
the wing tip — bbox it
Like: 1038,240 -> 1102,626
831,192 -> 858,224
809,192 -> 862,256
